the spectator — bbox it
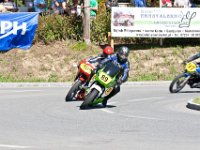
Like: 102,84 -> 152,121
105,0 -> 118,11
51,0 -> 67,15
150,0 -> 157,7
34,0 -> 46,14
78,0 -> 98,18
23,0 -> 34,12
173,0 -> 192,8
69,0 -> 78,15
1,0 -> 18,12
133,0 -> 147,7
0,3 -> 6,12
73,0 -> 78,6
90,0 -> 98,19
161,0 -> 172,7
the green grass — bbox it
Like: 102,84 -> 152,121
129,73 -> 174,81
193,98 -> 200,104
0,75 -> 55,82
70,42 -> 88,51
0,74 -> 174,82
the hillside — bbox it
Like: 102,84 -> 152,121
0,40 -> 199,82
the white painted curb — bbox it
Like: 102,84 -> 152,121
187,99 -> 200,111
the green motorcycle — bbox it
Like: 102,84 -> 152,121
80,61 -> 122,109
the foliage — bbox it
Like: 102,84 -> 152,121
70,41 -> 88,51
91,12 -> 111,44
98,0 -> 107,13
35,12 -> 111,44
35,15 -> 83,44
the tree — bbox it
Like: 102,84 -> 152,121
83,0 -> 90,44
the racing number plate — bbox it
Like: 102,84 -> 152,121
80,63 -> 92,74
99,72 -> 112,84
186,62 -> 197,73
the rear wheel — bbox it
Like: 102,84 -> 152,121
65,80 -> 82,101
80,89 -> 99,109
169,73 -> 189,93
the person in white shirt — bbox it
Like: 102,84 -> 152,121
173,0 -> 192,8
1,0 -> 17,12
0,3 -> 6,12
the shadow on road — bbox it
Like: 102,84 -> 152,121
78,104 -> 117,110
179,90 -> 200,93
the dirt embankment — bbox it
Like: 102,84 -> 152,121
0,41 -> 199,82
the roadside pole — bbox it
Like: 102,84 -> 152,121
83,0 -> 91,44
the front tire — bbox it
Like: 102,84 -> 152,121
169,73 -> 188,93
80,89 -> 99,109
65,80 -> 82,101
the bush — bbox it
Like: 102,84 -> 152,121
35,15 -> 83,44
91,12 -> 111,44
35,13 -> 111,44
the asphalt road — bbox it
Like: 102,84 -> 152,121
0,82 -> 200,150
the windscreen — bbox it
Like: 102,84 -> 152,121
102,62 -> 121,77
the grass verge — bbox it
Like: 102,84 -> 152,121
193,98 -> 200,104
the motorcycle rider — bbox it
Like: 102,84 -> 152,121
98,46 -> 130,107
75,45 -> 114,83
183,52 -> 200,87
87,45 -> 114,64
183,52 -> 200,65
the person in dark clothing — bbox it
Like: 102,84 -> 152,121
182,52 -> 200,87
75,46 -> 114,85
105,0 -> 118,11
88,46 -> 114,64
183,52 -> 200,65
98,46 -> 130,107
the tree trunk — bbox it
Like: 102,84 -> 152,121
83,0 -> 90,44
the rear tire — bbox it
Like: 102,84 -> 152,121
65,80 -> 82,101
169,73 -> 188,93
80,89 -> 99,109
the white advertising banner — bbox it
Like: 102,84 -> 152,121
111,7 -> 200,38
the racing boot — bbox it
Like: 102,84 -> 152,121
102,97 -> 108,107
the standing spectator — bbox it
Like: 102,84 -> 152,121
78,0 -> 98,18
73,0 -> 78,6
173,0 -> 192,8
150,0 -> 157,7
133,0 -> 147,7
51,0 -> 67,15
90,0 -> 98,19
105,0 -> 118,11
1,0 -> 18,12
69,0 -> 78,15
34,0 -> 46,14
0,3 -> 6,12
161,0 -> 172,7
23,0 -> 34,12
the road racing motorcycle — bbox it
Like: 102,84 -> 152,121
80,61 -> 122,109
169,62 -> 200,93
65,59 -> 96,101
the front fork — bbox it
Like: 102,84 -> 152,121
180,73 -> 191,87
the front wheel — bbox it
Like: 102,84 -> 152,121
80,89 -> 99,109
169,73 -> 189,93
65,80 -> 82,101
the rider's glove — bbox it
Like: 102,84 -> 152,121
116,79 -> 122,86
